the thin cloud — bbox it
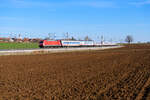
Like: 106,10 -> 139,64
79,1 -> 116,8
9,0 -> 117,8
130,0 -> 150,6
0,16 -> 21,21
10,0 -> 51,8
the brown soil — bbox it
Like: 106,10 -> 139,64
0,44 -> 150,100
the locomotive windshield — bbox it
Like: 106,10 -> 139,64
39,41 -> 43,43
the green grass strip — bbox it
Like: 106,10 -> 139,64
0,42 -> 39,50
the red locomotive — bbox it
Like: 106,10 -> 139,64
39,40 -> 62,48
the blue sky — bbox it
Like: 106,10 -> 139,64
0,0 -> 150,42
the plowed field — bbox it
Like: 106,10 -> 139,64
0,44 -> 150,100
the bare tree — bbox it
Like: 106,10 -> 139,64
125,35 -> 133,44
147,41 -> 150,44
84,36 -> 92,41
71,36 -> 76,40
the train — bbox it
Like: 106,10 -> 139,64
39,39 -> 117,48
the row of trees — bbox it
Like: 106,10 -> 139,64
68,35 -> 134,44
46,33 -> 134,44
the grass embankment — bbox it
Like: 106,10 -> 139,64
0,42 -> 39,50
